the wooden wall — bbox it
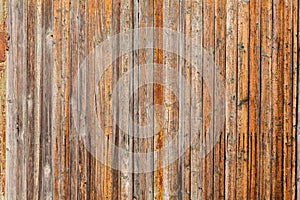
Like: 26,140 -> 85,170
4,0 -> 300,199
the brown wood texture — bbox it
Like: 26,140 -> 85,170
0,0 -> 6,198
3,0 -> 300,199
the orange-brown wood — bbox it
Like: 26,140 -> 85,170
271,0 -> 284,198
259,0 -> 273,198
3,0 -> 300,199
153,0 -> 163,199
225,0 -> 238,198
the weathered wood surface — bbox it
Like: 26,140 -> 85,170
0,0 -> 6,199
3,0 -> 300,199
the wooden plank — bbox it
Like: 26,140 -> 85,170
26,0 -> 39,198
101,0 -> 114,199
60,0 -> 71,198
225,0 -> 238,198
77,0 -> 88,199
213,0 -> 226,199
52,0 -> 62,198
119,0 -> 133,198
69,0 -> 79,198
259,0 -> 273,198
236,0 -> 249,199
292,0 -> 298,199
40,0 -> 53,197
0,0 -> 6,196
86,0 -> 95,199
282,0 -> 295,199
153,0 -> 164,198
190,0 -> 203,198
248,0 -> 261,198
163,0 -> 180,199
271,0 -> 284,199
180,0 -> 192,199
98,4 -> 111,199
132,0 -> 154,199
202,0 -> 214,198
94,0 -> 105,198
6,0 -> 18,198
132,1 -> 140,198
16,1 -> 27,199
111,0 -> 121,199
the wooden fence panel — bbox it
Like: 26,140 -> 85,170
2,0 -> 300,199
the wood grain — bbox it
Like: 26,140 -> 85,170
225,0 -> 238,198
249,0 -> 261,199
0,0 -> 6,199
3,0 -> 300,199
259,0 -> 273,198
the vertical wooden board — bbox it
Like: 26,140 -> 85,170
6,0 -> 27,199
236,0 -> 249,198
180,0 -> 192,199
202,0 -> 214,198
111,0 -> 121,199
225,0 -> 237,198
259,0 -> 273,198
292,0 -> 298,199
6,0 -> 18,198
77,0 -> 88,198
271,0 -> 284,198
86,0 -> 95,198
94,0 -> 105,198
7,0 -> 42,199
61,0 -> 71,198
248,0 -> 260,198
94,0 -> 104,198
133,0 -> 154,199
132,0 -> 140,198
153,0 -> 163,198
52,0 -> 63,198
163,0 -> 180,199
190,0 -> 203,199
69,0 -> 79,198
15,0 -> 27,199
282,0 -> 294,199
41,0 -> 53,197
101,0 -> 114,198
26,0 -> 39,199
214,0 -> 226,199
119,0 -> 133,198
0,0 -> 6,198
